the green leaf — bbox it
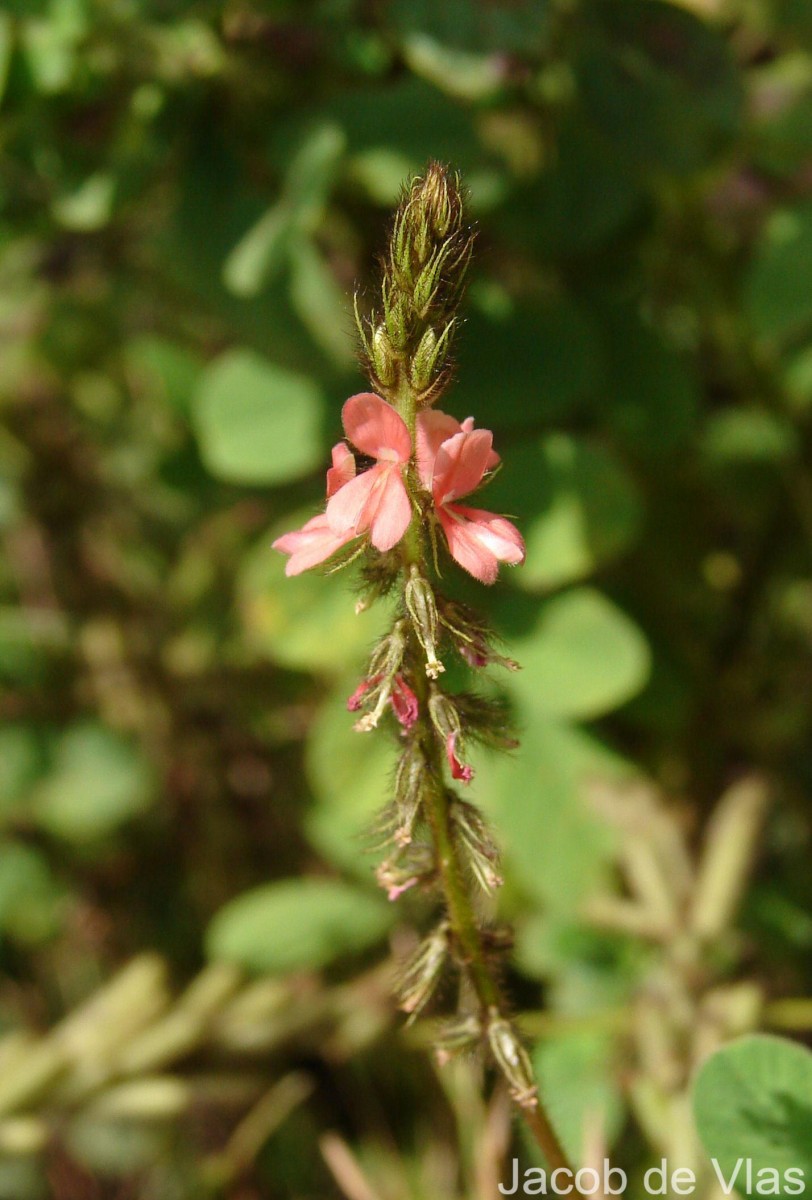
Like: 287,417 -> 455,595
238,523 -> 393,673
476,719 -> 628,913
745,203 -> 812,345
288,238 -> 355,369
0,840 -> 63,943
693,1035 -> 812,1186
499,117 -> 643,256
33,723 -> 154,842
222,206 -> 294,298
506,588 -> 651,721
193,350 -> 324,485
387,0 -> 552,56
488,435 -> 641,590
578,0 -> 743,176
456,297 -> 602,429
595,304 -> 700,452
123,335 -> 202,417
702,409 -> 799,466
532,1032 -> 625,1164
305,683 -> 397,874
0,724 -> 44,825
206,878 -> 391,974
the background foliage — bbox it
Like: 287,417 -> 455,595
1,0 -> 812,1196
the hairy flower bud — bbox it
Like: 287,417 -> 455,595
397,923 -> 449,1020
428,690 -> 474,782
404,566 -> 444,678
393,739 -> 428,845
486,1009 -> 538,1108
435,1013 -> 482,1066
451,798 -> 502,892
371,324 -> 397,387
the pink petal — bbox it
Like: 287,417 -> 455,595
368,467 -> 412,551
325,463 -> 386,534
342,393 -> 411,463
437,504 -> 525,585
416,410 -> 463,488
325,462 -> 412,551
446,732 -> 474,783
432,429 -> 495,505
346,676 -> 374,712
391,675 -> 419,730
326,442 -> 356,497
272,514 -> 356,576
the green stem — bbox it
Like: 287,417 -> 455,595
398,386 -> 576,1178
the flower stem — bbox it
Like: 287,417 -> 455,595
398,458 -> 576,1175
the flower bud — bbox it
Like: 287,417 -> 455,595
397,923 -> 449,1020
486,1009 -> 538,1108
393,740 -> 428,844
435,1014 -> 482,1066
451,798 -> 502,892
404,566 -> 444,678
371,324 -> 397,387
376,842 -> 435,901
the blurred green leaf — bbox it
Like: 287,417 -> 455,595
499,118 -> 643,256
488,435 -> 642,590
702,408 -> 799,466
745,203 -> 812,345
693,1035 -> 812,1185
224,123 -> 345,299
578,0 -> 743,176
206,878 -> 391,974
124,336 -> 202,418
326,77 -> 482,174
305,682 -> 397,874
52,172 -> 115,232
387,0 -> 551,55
33,723 -> 154,842
0,13 -> 14,106
238,526 -> 393,673
595,304 -> 700,451
456,297 -> 602,430
193,350 -> 324,485
0,724 -> 44,824
289,239 -> 355,368
222,206 -> 295,299
506,588 -> 651,721
476,718 -> 627,912
532,1031 -> 625,1164
0,840 -> 63,943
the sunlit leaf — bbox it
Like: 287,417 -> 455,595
206,878 -> 391,974
693,1035 -> 812,1185
193,350 -> 324,485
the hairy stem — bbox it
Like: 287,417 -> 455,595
398,391 -> 576,1177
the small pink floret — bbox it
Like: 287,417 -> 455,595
391,674 -> 419,731
325,394 -> 413,552
271,514 -> 356,577
416,410 -> 524,585
446,732 -> 474,783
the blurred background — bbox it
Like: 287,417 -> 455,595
1,0 -> 812,1196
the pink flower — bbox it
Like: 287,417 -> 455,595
390,675 -> 419,731
326,393 -> 412,552
346,672 -> 419,732
272,441 -> 358,576
416,411 -> 525,586
272,513 -> 356,577
446,731 -> 474,783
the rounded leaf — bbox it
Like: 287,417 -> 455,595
508,588 -> 651,721
193,350 -> 324,485
206,879 -> 392,974
693,1035 -> 812,1182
